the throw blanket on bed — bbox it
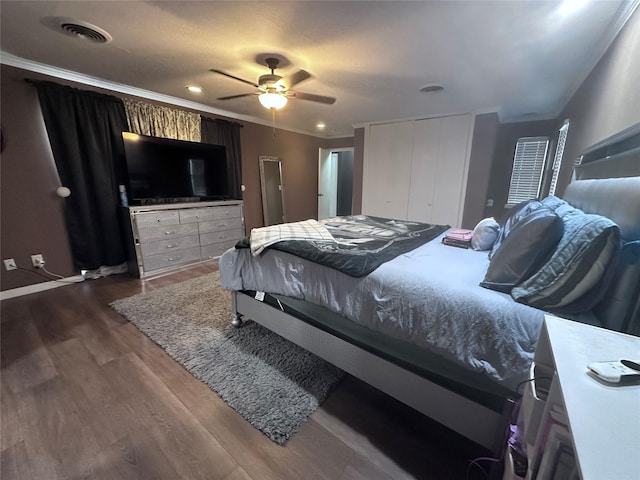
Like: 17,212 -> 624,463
270,215 -> 449,277
250,219 -> 335,255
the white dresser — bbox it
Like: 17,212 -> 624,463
121,201 -> 243,278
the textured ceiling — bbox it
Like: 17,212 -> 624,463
1,1 -> 637,137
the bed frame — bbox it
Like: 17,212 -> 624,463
231,289 -> 514,452
229,126 -> 640,454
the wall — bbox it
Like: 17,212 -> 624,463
0,64 -> 353,291
482,119 -> 556,220
461,113 -> 499,229
352,128 -> 365,215
554,7 -> 640,195
0,67 -> 77,290
240,123 -> 326,231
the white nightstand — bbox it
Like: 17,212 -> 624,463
513,315 -> 640,480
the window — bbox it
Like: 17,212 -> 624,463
548,120 -> 570,196
506,137 -> 550,206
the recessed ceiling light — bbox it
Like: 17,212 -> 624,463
420,84 -> 444,93
316,122 -> 326,130
186,85 -> 203,94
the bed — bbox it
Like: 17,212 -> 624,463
218,129 -> 640,454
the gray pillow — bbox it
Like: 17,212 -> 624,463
480,207 -> 563,293
471,217 -> 499,251
511,211 -> 620,310
490,200 -> 544,259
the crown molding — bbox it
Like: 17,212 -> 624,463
0,52 -> 351,139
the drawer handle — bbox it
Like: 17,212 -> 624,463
195,215 -> 200,218
224,211 -> 230,216
157,219 -> 162,222
168,256 -> 182,262
166,244 -> 178,249
164,230 -> 177,235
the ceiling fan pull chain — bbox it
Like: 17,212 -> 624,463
272,108 -> 277,143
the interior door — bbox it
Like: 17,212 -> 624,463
259,156 -> 286,226
318,147 -> 354,220
318,151 -> 337,219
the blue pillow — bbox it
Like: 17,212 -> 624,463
593,241 -> 640,332
511,212 -> 620,310
480,207 -> 563,293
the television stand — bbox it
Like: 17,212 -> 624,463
120,200 -> 244,278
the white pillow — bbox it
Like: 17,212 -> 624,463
471,217 -> 499,251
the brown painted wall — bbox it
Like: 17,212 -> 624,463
352,127 -> 365,215
0,64 -> 353,291
554,7 -> 640,196
0,67 -> 76,291
461,113 -> 499,229
482,119 -> 556,220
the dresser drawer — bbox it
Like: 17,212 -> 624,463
200,228 -> 243,247
135,211 -> 180,229
142,246 -> 201,272
139,234 -> 199,257
213,205 -> 242,220
138,222 -> 199,243
201,241 -> 237,260
198,217 -> 243,234
179,207 -> 217,224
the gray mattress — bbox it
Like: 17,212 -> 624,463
219,231 -> 546,392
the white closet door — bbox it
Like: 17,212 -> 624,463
407,119 -> 439,223
408,114 -> 471,226
362,121 -> 414,219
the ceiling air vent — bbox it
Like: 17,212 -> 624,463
58,19 -> 112,44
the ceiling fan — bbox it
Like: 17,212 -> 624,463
210,57 -> 336,110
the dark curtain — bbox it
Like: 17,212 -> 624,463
31,80 -> 129,270
201,117 -> 243,199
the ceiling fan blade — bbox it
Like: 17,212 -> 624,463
290,91 -> 336,105
210,69 -> 259,88
217,93 -> 257,101
285,69 -> 311,89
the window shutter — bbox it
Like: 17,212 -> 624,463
507,137 -> 549,205
548,121 -> 570,196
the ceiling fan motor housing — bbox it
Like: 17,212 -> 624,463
258,74 -> 283,88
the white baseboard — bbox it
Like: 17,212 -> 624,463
1,275 -> 85,301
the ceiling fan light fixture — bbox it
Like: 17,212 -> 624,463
259,92 -> 287,109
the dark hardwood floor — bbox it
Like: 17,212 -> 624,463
1,262 -> 494,480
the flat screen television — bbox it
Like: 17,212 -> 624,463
122,132 -> 230,205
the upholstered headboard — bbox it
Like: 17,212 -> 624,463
562,120 -> 640,334
563,176 -> 640,242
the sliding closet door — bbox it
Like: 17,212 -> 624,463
362,121 -> 414,219
408,114 -> 472,226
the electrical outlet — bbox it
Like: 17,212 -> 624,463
3,259 -> 17,271
31,254 -> 45,268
